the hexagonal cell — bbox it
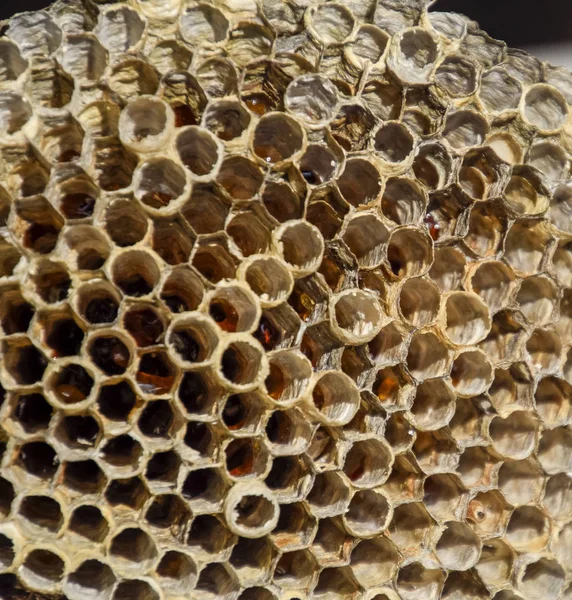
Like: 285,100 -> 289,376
18,547 -> 66,594
273,549 -> 317,589
97,380 -> 138,422
103,197 -> 149,247
111,249 -> 160,298
396,562 -> 445,600
389,502 -> 436,556
145,494 -> 190,533
181,182 -> 229,235
192,238 -> 238,283
112,579 -> 160,600
344,489 -> 393,539
123,304 -> 165,348
309,371 -> 360,426
64,559 -> 116,600
145,450 -> 181,486
458,446 -> 500,489
109,527 -> 157,571
54,413 -> 101,451
343,214 -> 389,270
49,362 -> 95,406
68,505 -> 109,543
178,370 -> 218,419
182,420 -> 217,460
18,494 -> 63,534
16,441 -> 59,480
537,426 -> 572,475
442,292 -> 492,347
467,490 -> 511,538
0,285 -> 35,336
410,378 -> 456,431
306,471 -> 350,519
342,439 -> 393,488
498,459 -> 544,506
489,411 -> 538,460
526,328 -> 562,374
100,434 -> 143,474
11,392 -> 52,433
224,437 -> 269,480
543,473 -> 572,521
422,463 -> 466,522
119,96 -> 172,153
505,505 -> 550,553
155,550 -> 196,595
436,521 -> 481,570
181,467 -> 228,512
62,459 -> 106,495
134,158 -> 187,213
195,563 -> 239,600
475,538 -> 515,589
136,351 -> 177,396
230,536 -> 277,587
105,476 -> 149,510
3,338 -> 47,386
407,331 -> 451,381
517,557 -> 565,600
75,280 -> 120,326
451,349 -> 494,397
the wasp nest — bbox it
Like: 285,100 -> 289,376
0,0 -> 571,598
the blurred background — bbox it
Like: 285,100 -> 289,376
1,0 -> 571,69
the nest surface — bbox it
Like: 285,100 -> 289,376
0,0 -> 571,599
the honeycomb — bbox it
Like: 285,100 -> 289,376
0,0 -> 571,598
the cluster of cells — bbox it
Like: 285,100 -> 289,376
0,0 -> 571,599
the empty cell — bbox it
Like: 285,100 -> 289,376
343,439 -> 393,488
88,334 -> 131,376
265,455 -> 313,503
310,371 -> 360,426
389,502 -> 436,553
535,376 -> 572,427
64,559 -> 115,600
423,473 -> 467,523
176,126 -> 220,175
18,495 -> 63,533
119,96 -> 172,152
382,177 -> 427,225
178,370 -> 217,418
135,158 -> 187,211
168,314 -> 218,365
183,420 -> 216,459
410,378 -> 456,431
504,170 -> 549,216
264,350 -> 311,407
224,482 -> 279,538
108,59 -> 159,102
50,362 -> 94,405
16,196 -> 63,254
208,285 -> 259,333
204,100 -> 250,141
192,239 -> 237,283
241,255 -> 293,308
0,40 -> 27,81
61,34 -> 107,82
0,286 -> 34,335
451,349 -> 493,396
145,450 -> 181,484
398,277 -> 440,328
136,351 -> 177,396
180,4 -> 229,44
407,331 -> 451,380
550,183 -> 572,235
112,580 -> 160,600
442,291 -> 491,346
181,182 -> 229,234
470,261 -> 516,314
506,505 -> 550,552
479,67 -> 522,113
526,328 -> 562,373
338,160 -> 382,210
55,414 -> 100,450
314,567 -> 359,598
264,408 -> 313,455
343,214 -> 389,269
0,92 -> 32,134
145,494 -> 190,531
285,74 -> 339,125
374,121 -> 415,164
273,549 -> 317,589
489,411 -> 538,459
152,216 -> 194,266
110,527 -> 157,568
104,198 -> 148,247
262,180 -> 305,223
523,84 -> 568,131
182,467 -> 228,511
100,435 -> 142,471
307,472 -> 350,518
62,459 -> 106,494
390,27 -> 439,84
19,548 -> 65,592
96,6 -> 144,53
537,426 -> 572,474
12,393 -> 52,433
436,55 -> 478,97
332,289 -> 383,344
443,110 -> 488,149
68,505 -> 109,543
160,266 -> 204,313
155,550 -> 196,594
475,539 -> 515,589
505,220 -> 553,276
187,514 -> 234,558
517,557 -> 565,600
387,227 -> 433,278
97,380 -> 137,421
498,458 -> 544,506
111,250 -> 160,298
436,521 -> 481,570
195,563 -> 239,599
224,437 -> 268,479
253,113 -> 304,164
217,337 -> 267,391
299,144 -> 339,185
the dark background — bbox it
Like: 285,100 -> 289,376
1,0 -> 572,52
